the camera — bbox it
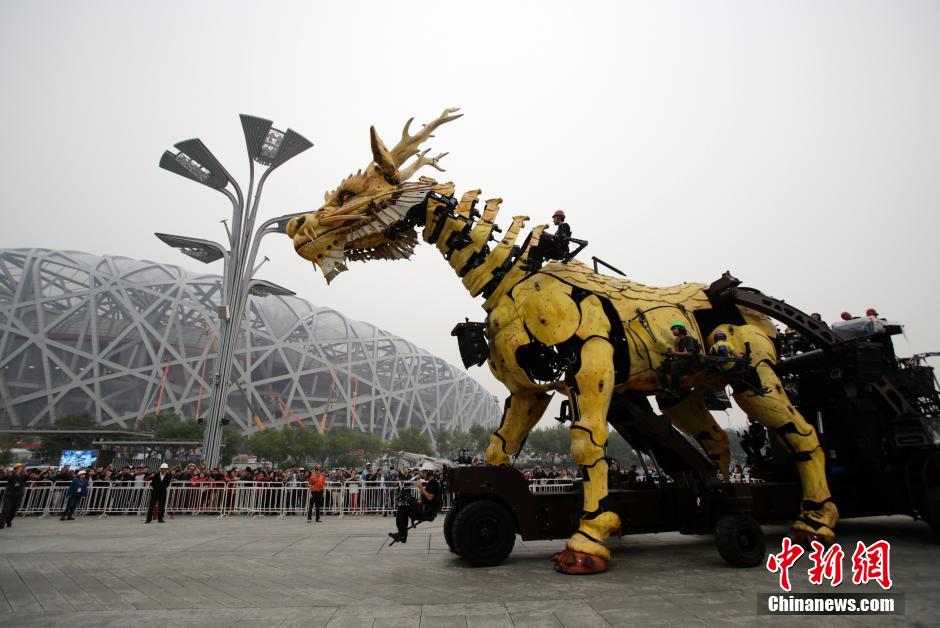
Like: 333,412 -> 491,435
395,481 -> 416,508
455,448 -> 474,465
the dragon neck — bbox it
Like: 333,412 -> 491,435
417,188 -> 547,312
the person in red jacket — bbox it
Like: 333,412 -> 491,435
307,465 -> 326,522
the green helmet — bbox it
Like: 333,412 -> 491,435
670,321 -> 685,329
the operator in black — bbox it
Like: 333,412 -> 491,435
388,463 -> 441,544
538,209 -> 572,260
665,321 -> 701,390
1,463 -> 27,529
552,209 -> 571,239
145,463 -> 172,523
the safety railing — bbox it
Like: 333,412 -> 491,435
18,482 -> 70,517
2,477 -> 583,519
527,478 -> 577,494
232,482 -> 287,517
166,482 -> 226,517
97,482 -> 152,516
15,481 -> 52,516
280,483 -> 311,517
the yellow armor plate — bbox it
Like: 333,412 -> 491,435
512,274 -> 580,347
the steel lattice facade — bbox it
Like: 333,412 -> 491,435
0,248 -> 500,441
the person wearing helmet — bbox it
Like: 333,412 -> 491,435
60,469 -> 89,521
536,209 -> 573,261
389,462 -> 441,544
709,331 -> 732,356
664,321 -> 701,390
840,312 -> 853,321
1,463 -> 27,529
669,321 -> 700,357
145,462 -> 172,524
551,210 -> 571,239
865,308 -> 882,334
709,330 -> 742,370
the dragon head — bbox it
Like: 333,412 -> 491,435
287,107 -> 462,282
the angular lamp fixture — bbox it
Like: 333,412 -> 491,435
240,114 -> 313,169
247,278 -> 296,297
159,139 -> 230,191
154,233 -> 227,264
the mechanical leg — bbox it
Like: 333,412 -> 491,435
554,337 -> 620,574
733,362 -> 839,543
659,388 -> 731,481
485,390 -> 552,465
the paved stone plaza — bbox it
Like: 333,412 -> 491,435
0,513 -> 936,627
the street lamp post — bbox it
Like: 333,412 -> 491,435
158,115 -> 312,468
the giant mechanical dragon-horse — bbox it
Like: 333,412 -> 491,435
286,109 -> 839,574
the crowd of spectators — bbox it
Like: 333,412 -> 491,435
521,465 -> 574,481
0,462 -> 437,486
1,458 -> 758,527
0,461 -> 461,524
1,460 -> 756,488
0,461 -> 582,506
8,464 -> 154,484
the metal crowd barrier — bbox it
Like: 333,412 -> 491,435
167,482 -> 226,517
0,481 -> 66,517
280,483 -> 310,517
4,477 -> 573,519
324,481 -> 345,515
528,478 -> 577,494
98,482 -> 152,516
18,482 -> 69,517
232,482 -> 285,517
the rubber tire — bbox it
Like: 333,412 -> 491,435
923,487 -> 940,541
715,513 -> 766,567
443,504 -> 460,554
452,499 -> 516,567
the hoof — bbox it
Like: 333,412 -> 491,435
788,527 -> 835,549
552,550 -> 609,575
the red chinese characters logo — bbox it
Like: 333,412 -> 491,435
767,539 -> 893,591
766,537 -> 805,591
851,540 -> 893,590
807,540 -> 844,586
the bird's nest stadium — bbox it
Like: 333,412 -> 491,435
0,248 -> 500,440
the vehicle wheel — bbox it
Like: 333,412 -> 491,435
923,487 -> 940,541
443,504 -> 460,554
452,499 -> 516,567
715,513 -> 766,567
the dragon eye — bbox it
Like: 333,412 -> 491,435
338,191 -> 355,206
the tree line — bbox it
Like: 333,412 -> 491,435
8,412 -> 750,468
18,413 -> 489,467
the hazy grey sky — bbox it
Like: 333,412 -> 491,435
2,1 -> 938,429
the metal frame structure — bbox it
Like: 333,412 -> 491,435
158,114 -> 314,468
0,248 -> 500,442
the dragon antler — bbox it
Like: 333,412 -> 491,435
399,149 -> 449,181
390,107 -> 462,167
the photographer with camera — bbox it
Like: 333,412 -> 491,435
388,462 -> 441,544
